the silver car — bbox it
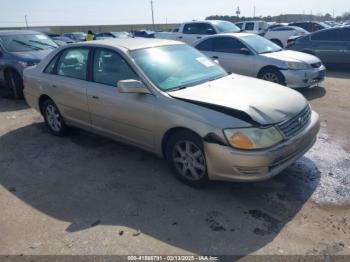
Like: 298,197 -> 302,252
23,38 -> 320,187
194,33 -> 326,89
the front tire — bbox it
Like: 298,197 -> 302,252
259,68 -> 285,85
5,70 -> 23,99
42,99 -> 68,136
166,131 -> 209,188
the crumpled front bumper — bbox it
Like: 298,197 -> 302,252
204,111 -> 320,182
281,65 -> 326,89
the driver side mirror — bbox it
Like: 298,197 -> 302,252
240,48 -> 252,55
117,79 -> 151,95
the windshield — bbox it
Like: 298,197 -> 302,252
0,34 -> 58,52
241,35 -> 282,54
211,21 -> 241,33
131,45 -> 227,91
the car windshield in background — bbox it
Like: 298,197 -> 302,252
0,34 -> 58,52
112,32 -> 130,38
212,21 -> 241,33
131,45 -> 227,91
241,35 -> 282,54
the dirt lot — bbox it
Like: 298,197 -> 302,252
0,71 -> 349,256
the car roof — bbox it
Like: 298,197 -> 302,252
76,38 -> 184,51
0,30 -> 43,36
210,32 -> 255,38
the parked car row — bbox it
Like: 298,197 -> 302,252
0,30 -> 58,98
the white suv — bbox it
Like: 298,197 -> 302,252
264,26 -> 309,48
235,21 -> 268,35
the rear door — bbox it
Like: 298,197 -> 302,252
43,47 -> 91,127
87,48 -> 156,150
310,28 -> 346,64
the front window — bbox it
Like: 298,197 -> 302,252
0,34 -> 58,52
93,49 -> 139,86
241,35 -> 282,54
211,21 -> 240,33
130,45 -> 227,91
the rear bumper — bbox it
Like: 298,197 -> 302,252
281,66 -> 326,89
204,111 -> 320,182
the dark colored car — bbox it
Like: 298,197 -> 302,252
94,31 -> 131,40
51,36 -> 75,46
287,26 -> 350,66
131,30 -> 155,38
0,30 -> 58,98
46,33 -> 75,46
62,32 -> 87,42
288,21 -> 330,32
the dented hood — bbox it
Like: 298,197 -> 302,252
169,74 -> 308,125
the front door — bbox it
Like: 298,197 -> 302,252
87,48 -> 155,150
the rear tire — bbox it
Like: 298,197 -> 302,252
258,68 -> 286,85
5,70 -> 23,99
166,130 -> 209,188
42,99 -> 68,136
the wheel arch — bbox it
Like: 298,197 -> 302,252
161,127 -> 202,159
3,66 -> 21,81
38,94 -> 53,115
257,65 -> 283,78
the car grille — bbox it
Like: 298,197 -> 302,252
311,62 -> 322,68
277,106 -> 311,139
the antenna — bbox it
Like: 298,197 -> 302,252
150,0 -> 155,30
24,15 -> 29,28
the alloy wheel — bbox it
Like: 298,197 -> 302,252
262,72 -> 279,83
172,140 -> 206,181
45,105 -> 62,132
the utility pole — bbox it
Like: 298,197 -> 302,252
333,9 -> 335,19
253,6 -> 256,18
150,0 -> 155,31
24,15 -> 29,28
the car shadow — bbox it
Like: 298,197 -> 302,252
299,86 -> 326,101
0,123 -> 321,255
325,67 -> 350,79
0,95 -> 29,112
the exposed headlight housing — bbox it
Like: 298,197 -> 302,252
224,127 -> 284,150
286,61 -> 310,70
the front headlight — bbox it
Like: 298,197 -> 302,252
286,61 -> 310,70
224,127 -> 283,150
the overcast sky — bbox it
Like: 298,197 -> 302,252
0,0 -> 348,27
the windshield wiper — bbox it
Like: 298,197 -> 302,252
13,40 -> 43,50
29,40 -> 57,49
167,85 -> 189,92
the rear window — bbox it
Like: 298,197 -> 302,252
245,23 -> 255,31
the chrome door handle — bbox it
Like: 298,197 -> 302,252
92,96 -> 99,99
212,56 -> 219,59
51,84 -> 57,88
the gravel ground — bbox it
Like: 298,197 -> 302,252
0,70 -> 349,256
